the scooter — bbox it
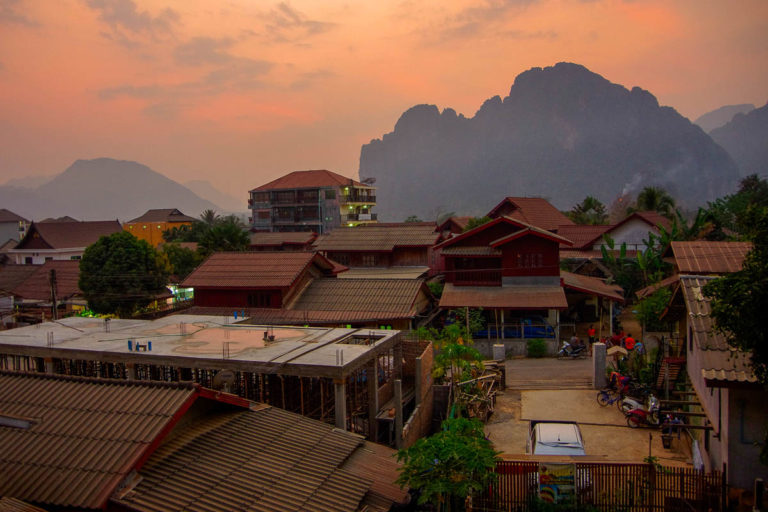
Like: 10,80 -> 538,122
626,395 -> 661,428
619,395 -> 644,415
558,340 -> 586,359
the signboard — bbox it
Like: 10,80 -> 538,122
538,463 -> 576,503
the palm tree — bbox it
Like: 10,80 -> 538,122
569,196 -> 608,225
200,209 -> 220,226
629,187 -> 676,218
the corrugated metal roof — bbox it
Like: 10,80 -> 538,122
127,209 -> 197,224
11,260 -> 82,300
439,283 -> 567,309
341,441 -> 410,510
635,274 -> 680,299
679,276 -> 757,384
0,497 -> 49,512
556,225 -> 612,249
0,372 -> 198,510
113,406 -> 406,512
672,241 -> 751,274
561,271 -> 624,302
250,170 -> 366,191
486,197 -> 574,231
13,221 -> 122,250
292,278 -> 425,316
314,223 -> 440,252
181,252 -> 327,288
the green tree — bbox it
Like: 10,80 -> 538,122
200,208 -> 221,226
463,216 -> 492,232
396,417 -> 499,511
404,215 -> 423,223
568,196 -> 608,225
628,186 -> 676,218
197,218 -> 250,256
160,242 -> 203,280
79,231 -> 170,317
705,174 -> 768,240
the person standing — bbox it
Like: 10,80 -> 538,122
624,333 -> 636,351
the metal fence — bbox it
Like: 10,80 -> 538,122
472,460 -> 724,511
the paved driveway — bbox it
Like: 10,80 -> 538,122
485,357 -> 690,466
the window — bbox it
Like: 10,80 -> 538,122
361,254 -> 378,267
70,255 -> 81,260
257,210 -> 270,220
45,257 -> 53,262
24,257 -> 33,264
324,189 -> 336,199
247,292 -> 273,308
252,191 -> 269,202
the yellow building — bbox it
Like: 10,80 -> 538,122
124,208 -> 197,246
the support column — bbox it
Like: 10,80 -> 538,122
500,310 -> 505,340
334,378 -> 347,431
367,359 -> 379,441
44,357 -> 54,375
127,363 -> 137,380
394,341 -> 403,380
593,343 -> 607,389
394,379 -> 403,449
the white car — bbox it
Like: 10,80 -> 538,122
527,421 -> 586,456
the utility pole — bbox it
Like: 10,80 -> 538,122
49,268 -> 58,321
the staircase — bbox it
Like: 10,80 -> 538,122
656,357 -> 685,390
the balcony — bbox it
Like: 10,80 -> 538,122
343,213 -> 378,222
341,194 -> 376,204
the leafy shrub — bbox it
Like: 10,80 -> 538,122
527,338 -> 547,358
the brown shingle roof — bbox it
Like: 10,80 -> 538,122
291,278 -> 426,317
556,224 -> 612,249
11,260 -> 82,300
14,221 -> 122,250
671,241 -> 751,274
127,208 -> 197,223
0,265 -> 38,293
0,209 -> 28,223
181,252 -> 331,289
112,406 -> 407,512
439,283 -> 568,309
314,223 -> 441,252
250,169 -> 365,191
486,197 -> 574,231
0,372 -> 200,510
249,231 -> 317,247
680,276 -> 757,384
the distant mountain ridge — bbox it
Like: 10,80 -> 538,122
0,158 -> 220,222
709,103 -> 768,177
360,62 -> 741,221
695,104 -> 755,133
183,180 -> 245,213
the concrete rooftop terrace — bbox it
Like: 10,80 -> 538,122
0,315 -> 401,379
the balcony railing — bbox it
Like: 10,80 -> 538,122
343,213 -> 377,221
341,194 -> 376,204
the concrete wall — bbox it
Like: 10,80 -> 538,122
727,388 -> 768,489
473,338 -> 560,358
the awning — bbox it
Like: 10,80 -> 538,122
561,271 -> 625,302
439,283 -> 567,309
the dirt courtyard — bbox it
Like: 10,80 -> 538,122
484,358 -> 691,466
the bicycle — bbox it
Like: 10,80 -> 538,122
596,388 -> 624,409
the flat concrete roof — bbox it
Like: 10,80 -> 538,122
0,315 -> 401,379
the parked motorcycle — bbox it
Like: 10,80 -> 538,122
626,395 -> 661,427
558,340 -> 586,359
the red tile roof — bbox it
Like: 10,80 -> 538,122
671,241 -> 751,274
249,231 -> 317,247
556,224 -> 612,249
11,260 -> 82,300
250,170 -> 366,192
436,216 -> 571,250
0,265 -> 38,293
561,271 -> 624,302
437,216 -> 472,233
0,209 -> 28,223
0,372 -> 202,510
181,251 -> 334,289
486,197 -> 574,231
314,223 -> 441,252
126,208 -> 197,223
14,221 -> 122,250
439,283 -> 567,309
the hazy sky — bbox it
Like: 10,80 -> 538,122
1,0 -> 766,201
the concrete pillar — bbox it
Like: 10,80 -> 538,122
492,344 -> 505,361
367,359 -> 379,441
500,310 -> 505,340
334,378 -> 347,430
127,363 -> 137,380
394,379 -> 403,449
593,342 -> 607,389
44,357 -> 54,375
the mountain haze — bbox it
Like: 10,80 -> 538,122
695,104 -> 755,133
360,62 -> 741,221
0,158 -> 219,222
183,180 -> 245,213
709,103 -> 768,178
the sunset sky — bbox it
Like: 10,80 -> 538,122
1,0 -> 766,202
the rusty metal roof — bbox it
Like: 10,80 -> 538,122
671,241 -> 751,274
11,260 -> 82,300
250,169 -> 366,191
181,251 -> 333,289
439,283 -> 567,309
561,271 -> 624,302
13,221 -> 122,250
314,223 -> 440,252
0,372 -> 199,510
680,276 -> 757,384
113,406 -> 406,512
635,274 -> 680,299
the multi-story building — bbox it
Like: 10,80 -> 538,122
249,170 -> 376,233
124,208 -> 198,247
0,209 -> 29,243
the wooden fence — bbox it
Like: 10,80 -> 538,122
472,460 -> 724,511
